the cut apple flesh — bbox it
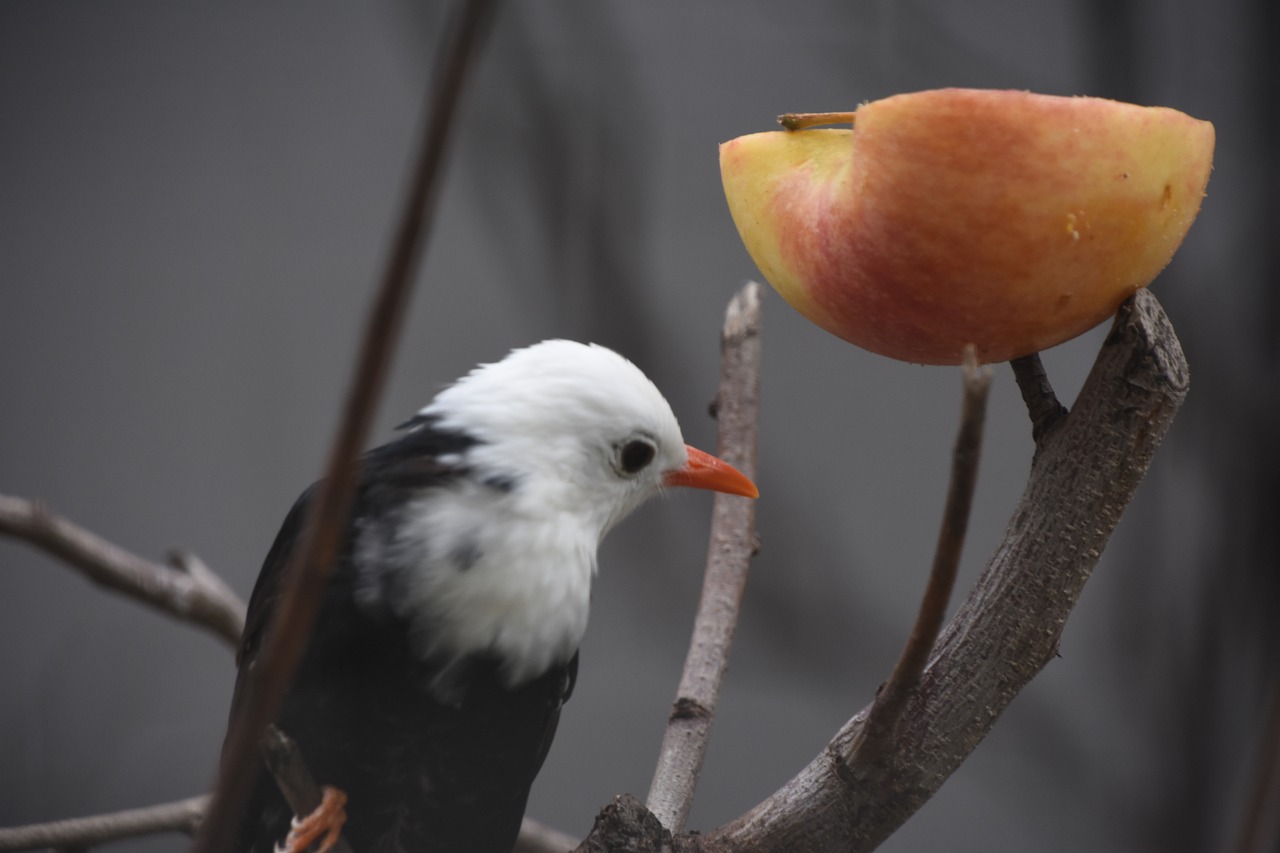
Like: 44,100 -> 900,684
720,89 -> 1215,364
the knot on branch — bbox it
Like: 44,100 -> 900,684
827,741 -> 862,792
577,794 -> 670,853
670,697 -> 713,723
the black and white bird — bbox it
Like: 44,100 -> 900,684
227,339 -> 758,853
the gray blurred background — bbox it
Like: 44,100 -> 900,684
2,2 -> 1275,851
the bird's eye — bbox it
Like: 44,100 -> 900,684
618,439 -> 657,474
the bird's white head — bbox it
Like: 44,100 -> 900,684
420,339 -> 757,535
388,340 -> 757,688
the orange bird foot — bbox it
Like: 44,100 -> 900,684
276,786 -> 348,853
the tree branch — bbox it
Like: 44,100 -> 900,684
643,281 -> 763,834
844,345 -> 991,768
578,795 -> 672,853
0,796 -> 207,851
257,725 -> 354,853
0,790 -> 566,853
515,817 -> 580,853
0,494 -> 245,648
193,3 -> 499,851
1010,352 -> 1068,443
706,289 -> 1189,851
0,490 -> 581,853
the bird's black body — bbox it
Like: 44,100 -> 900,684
228,421 -> 577,853
221,339 -> 759,852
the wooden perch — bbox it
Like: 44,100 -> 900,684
581,289 -> 1188,852
644,281 -> 763,834
259,725 -> 354,853
706,289 -> 1189,851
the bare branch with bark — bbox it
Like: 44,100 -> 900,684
645,281 -> 763,833
1010,352 -> 1069,444
0,796 -> 208,852
703,288 -> 1188,852
0,495 -> 245,648
2,286 -> 1191,853
844,345 -> 991,769
258,725 -> 355,853
0,789 -> 571,853
577,289 -> 1188,851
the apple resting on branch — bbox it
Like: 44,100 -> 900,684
720,88 -> 1214,364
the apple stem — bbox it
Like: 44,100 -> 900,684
777,111 -> 857,131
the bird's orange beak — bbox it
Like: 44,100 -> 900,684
663,445 -> 759,498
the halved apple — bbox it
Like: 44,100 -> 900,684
720,88 -> 1214,364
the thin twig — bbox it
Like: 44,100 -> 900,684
192,4 -> 499,852
845,345 -> 992,766
0,796 -> 207,851
0,495 -> 245,648
514,817 -> 579,853
258,725 -> 354,853
1010,352 -> 1068,444
644,281 -> 763,834
0,786 -> 566,853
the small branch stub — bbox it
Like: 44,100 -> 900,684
1010,352 -> 1068,444
258,725 -> 354,853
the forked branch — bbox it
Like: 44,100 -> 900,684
706,289 -> 1188,852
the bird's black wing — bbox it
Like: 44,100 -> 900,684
226,419 -> 579,852
226,419 -> 473,846
233,415 -> 476,673
233,482 -> 313,673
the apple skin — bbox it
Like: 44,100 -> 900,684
720,89 -> 1215,364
